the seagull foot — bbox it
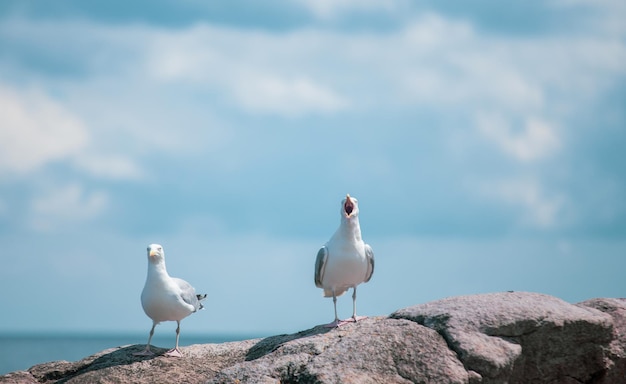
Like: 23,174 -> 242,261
164,348 -> 183,358
133,348 -> 155,357
323,319 -> 353,328
349,316 -> 368,323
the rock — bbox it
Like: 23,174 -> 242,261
391,291 -> 618,383
578,298 -> 626,384
3,340 -> 258,384
216,317 -> 469,383
1,292 -> 625,384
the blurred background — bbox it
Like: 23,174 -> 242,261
0,0 -> 625,370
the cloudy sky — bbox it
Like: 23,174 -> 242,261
0,0 -> 624,337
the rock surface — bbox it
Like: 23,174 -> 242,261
2,292 -> 625,384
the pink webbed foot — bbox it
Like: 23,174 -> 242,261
323,319 -> 352,328
164,348 -> 183,357
348,316 -> 368,323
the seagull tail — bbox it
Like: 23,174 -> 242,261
323,288 -> 348,297
196,293 -> 207,310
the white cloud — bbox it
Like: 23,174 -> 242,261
145,24 -> 350,116
481,178 -> 565,229
0,84 -> 144,180
0,85 -> 88,174
476,112 -> 561,162
357,14 -> 550,111
139,14 -> 600,119
550,0 -> 626,36
297,0 -> 408,20
0,10 -> 624,235
74,154 -> 144,180
5,12 -> 622,124
231,75 -> 349,116
29,183 -> 109,232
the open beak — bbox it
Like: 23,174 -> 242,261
344,194 -> 355,217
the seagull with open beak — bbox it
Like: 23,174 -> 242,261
314,194 -> 375,327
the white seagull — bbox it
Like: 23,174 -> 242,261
315,194 -> 375,327
134,244 -> 207,357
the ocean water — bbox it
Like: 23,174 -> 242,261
0,333 -> 256,375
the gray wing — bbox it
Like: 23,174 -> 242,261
173,277 -> 206,312
314,246 -> 328,288
364,244 -> 374,283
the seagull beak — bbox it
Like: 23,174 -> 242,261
344,194 -> 355,217
149,249 -> 158,257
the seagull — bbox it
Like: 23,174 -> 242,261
134,244 -> 207,358
314,194 -> 375,327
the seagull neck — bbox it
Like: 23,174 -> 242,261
147,261 -> 170,280
340,217 -> 362,241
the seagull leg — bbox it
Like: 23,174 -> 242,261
134,322 -> 157,356
324,289 -> 343,328
165,320 -> 183,357
350,286 -> 367,323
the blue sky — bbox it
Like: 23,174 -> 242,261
0,0 -> 624,337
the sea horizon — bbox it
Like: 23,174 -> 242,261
0,331 -> 265,375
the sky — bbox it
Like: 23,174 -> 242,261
0,0 -> 625,338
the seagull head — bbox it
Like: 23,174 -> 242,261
341,194 -> 359,220
147,243 -> 165,264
